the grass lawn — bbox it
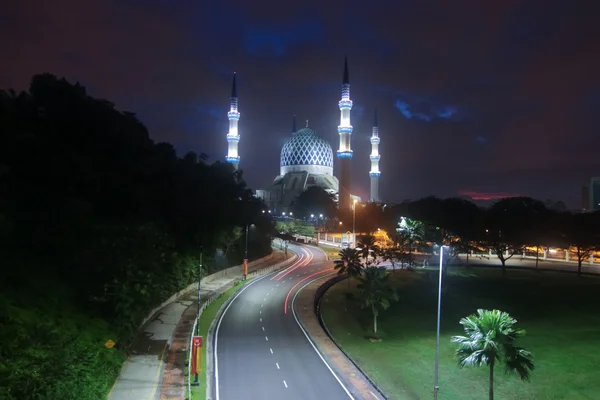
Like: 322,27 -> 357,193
321,267 -> 600,400
314,245 -> 342,259
187,280 -> 246,400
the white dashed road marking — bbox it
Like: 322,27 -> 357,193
276,362 -> 280,369
283,380 -> 288,388
260,318 -> 262,322
270,348 -> 273,354
262,326 -> 265,331
265,336 -> 269,341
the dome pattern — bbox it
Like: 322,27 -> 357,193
280,128 -> 334,168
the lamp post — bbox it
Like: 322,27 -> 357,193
352,200 -> 357,248
434,245 -> 449,400
192,246 -> 203,386
243,224 -> 249,281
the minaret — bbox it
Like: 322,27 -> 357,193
337,56 -> 353,210
369,110 -> 381,203
225,72 -> 240,169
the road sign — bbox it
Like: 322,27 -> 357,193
104,339 -> 116,349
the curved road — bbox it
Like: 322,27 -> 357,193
213,244 -> 354,400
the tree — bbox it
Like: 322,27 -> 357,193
357,234 -> 379,261
563,212 -> 599,275
220,226 -> 243,256
451,309 -> 534,400
396,217 -> 423,265
333,248 -> 363,287
291,186 -> 336,219
382,246 -> 403,271
356,267 -> 398,335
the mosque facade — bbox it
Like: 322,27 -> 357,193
224,58 -> 381,213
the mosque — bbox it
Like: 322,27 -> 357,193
223,58 -> 381,213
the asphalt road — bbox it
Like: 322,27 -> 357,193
213,244 -> 354,400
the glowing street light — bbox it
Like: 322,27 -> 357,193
352,199 -> 357,248
434,244 -> 450,400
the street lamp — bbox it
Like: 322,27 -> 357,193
243,224 -> 255,281
352,200 -> 357,249
434,244 -> 450,400
243,224 -> 249,280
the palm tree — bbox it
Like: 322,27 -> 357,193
451,309 -> 534,400
334,248 -> 363,287
358,234 -> 380,262
382,246 -> 402,271
356,267 -> 398,334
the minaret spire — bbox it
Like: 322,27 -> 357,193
337,56 -> 353,210
369,109 -> 381,203
343,55 -> 350,84
225,72 -> 241,168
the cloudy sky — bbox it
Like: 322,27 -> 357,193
2,0 -> 599,207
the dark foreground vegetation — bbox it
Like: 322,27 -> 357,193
0,74 -> 273,399
322,268 -> 600,400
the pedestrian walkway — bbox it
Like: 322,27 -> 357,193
107,250 -> 291,400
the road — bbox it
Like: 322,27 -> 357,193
213,244 -> 354,400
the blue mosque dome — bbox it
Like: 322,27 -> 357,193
280,128 -> 334,176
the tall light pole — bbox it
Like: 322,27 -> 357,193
352,199 -> 357,248
434,244 -> 449,400
243,224 -> 249,281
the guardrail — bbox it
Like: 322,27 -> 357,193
187,251 -> 300,400
314,275 -> 389,400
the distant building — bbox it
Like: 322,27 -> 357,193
590,177 -> 600,211
581,185 -> 590,211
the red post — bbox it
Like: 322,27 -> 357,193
191,336 -> 203,384
243,258 -> 248,278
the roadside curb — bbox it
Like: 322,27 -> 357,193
316,276 -> 389,400
204,252 -> 299,400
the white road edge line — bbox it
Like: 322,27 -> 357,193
214,270 -> 280,400
292,271 -> 356,400
283,380 -> 288,388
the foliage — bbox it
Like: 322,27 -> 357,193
290,186 -> 337,219
357,234 -> 380,261
356,267 -> 398,334
334,248 -> 363,287
452,309 -> 534,400
0,74 -> 273,398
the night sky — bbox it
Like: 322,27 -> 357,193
2,0 -> 599,207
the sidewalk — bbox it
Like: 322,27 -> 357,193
294,272 -> 385,400
107,250 -> 290,400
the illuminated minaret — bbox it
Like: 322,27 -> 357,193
225,72 -> 240,169
337,56 -> 353,210
369,110 -> 381,203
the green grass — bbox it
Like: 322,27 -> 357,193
314,245 -> 341,259
187,280 -> 246,400
321,268 -> 600,400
